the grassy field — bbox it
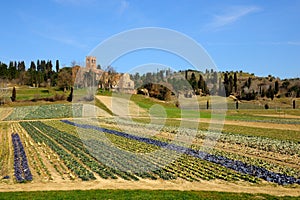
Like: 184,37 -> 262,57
0,189 -> 298,200
12,86 -> 66,101
129,94 -> 300,118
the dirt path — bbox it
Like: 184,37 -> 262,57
199,118 -> 300,131
82,103 -> 111,118
253,114 -> 300,119
0,107 -> 13,121
0,179 -> 299,196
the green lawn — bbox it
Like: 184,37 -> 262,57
14,87 -> 65,101
0,189 -> 298,200
129,94 -> 300,120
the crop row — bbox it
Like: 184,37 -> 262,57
19,122 -> 95,181
93,118 -> 299,178
61,120 -> 300,185
84,128 -> 258,182
5,104 -> 82,121
46,120 -> 220,181
29,121 -> 142,181
90,117 -> 300,156
42,120 -> 177,180
55,119 -> 258,182
0,123 -> 10,179
203,147 -> 300,178
12,123 -> 54,181
23,121 -> 158,181
11,133 -> 33,182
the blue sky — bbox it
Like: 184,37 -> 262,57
0,0 -> 299,78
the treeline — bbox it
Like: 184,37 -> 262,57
0,60 -> 74,90
131,68 -> 300,101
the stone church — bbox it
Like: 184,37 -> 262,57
85,56 -> 135,93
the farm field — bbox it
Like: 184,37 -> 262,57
0,95 -> 300,198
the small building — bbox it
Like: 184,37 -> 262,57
115,73 -> 135,94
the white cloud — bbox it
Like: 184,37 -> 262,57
118,0 -> 129,15
287,41 -> 300,46
258,41 -> 300,46
34,31 -> 87,49
205,41 -> 300,47
205,6 -> 262,31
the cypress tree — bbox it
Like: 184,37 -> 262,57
11,87 -> 16,102
274,81 -> 279,94
56,60 -> 60,73
229,75 -> 234,94
198,74 -> 204,90
67,87 -> 73,102
247,77 -> 252,88
223,73 -> 228,85
233,72 -> 237,92
261,88 -> 265,98
189,72 -> 197,90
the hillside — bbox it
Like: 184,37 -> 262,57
131,69 -> 300,106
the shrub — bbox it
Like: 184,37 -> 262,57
264,104 -> 269,109
54,93 -> 66,101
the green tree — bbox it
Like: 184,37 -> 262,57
282,81 -> 290,89
198,74 -> 203,90
247,77 -> 252,88
0,62 -> 8,78
11,87 -> 16,102
274,80 -> 279,94
17,61 -> 26,72
228,75 -> 234,94
223,73 -> 228,85
57,67 -> 73,90
67,87 -> 73,102
56,60 -> 60,73
189,72 -> 197,90
293,100 -> 296,109
28,61 -> 37,86
8,61 -> 17,80
267,85 -> 274,100
233,72 -> 237,92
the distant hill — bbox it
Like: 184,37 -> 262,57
130,69 -> 300,101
